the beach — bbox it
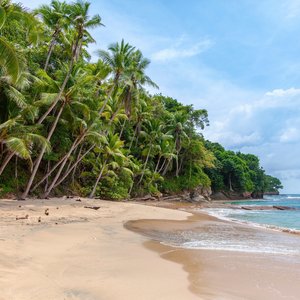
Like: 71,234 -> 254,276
1,198 -> 300,299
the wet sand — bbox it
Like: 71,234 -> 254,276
126,211 -> 300,300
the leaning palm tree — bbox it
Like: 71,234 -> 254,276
22,1 -> 103,199
137,119 -> 171,185
35,0 -> 70,71
37,0 -> 103,124
89,133 -> 126,198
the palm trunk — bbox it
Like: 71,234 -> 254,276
158,157 -> 167,174
54,144 -> 94,188
138,146 -> 152,185
89,158 -> 107,198
162,159 -> 171,176
31,134 -> 83,192
43,132 -> 86,197
119,120 -> 126,139
37,61 -> 74,125
38,35 -> 81,125
154,155 -> 161,173
175,150 -> 180,177
229,173 -> 233,191
129,126 -> 138,150
97,78 -> 117,116
44,161 -> 50,192
71,144 -> 83,184
178,155 -> 184,175
0,151 -> 14,176
21,102 -> 66,199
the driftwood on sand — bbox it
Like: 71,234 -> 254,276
84,206 -> 100,210
16,214 -> 29,220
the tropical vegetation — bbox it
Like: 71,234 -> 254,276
0,0 -> 282,199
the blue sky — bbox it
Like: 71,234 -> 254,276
21,0 -> 300,193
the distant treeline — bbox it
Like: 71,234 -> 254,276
0,0 -> 282,199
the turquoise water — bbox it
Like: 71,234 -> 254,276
130,194 -> 300,254
228,194 -> 300,230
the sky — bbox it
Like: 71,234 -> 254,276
21,0 -> 300,193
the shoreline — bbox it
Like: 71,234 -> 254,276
1,198 -> 300,299
126,206 -> 300,299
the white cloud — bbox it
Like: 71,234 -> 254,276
279,127 -> 300,142
265,87 -> 300,97
152,38 -> 213,62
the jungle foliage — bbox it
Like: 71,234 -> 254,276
0,0 -> 282,199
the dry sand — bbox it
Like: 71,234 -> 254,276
1,198 -> 300,300
0,198 -> 196,300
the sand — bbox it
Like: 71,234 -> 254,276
1,198 -> 300,299
0,198 -> 196,300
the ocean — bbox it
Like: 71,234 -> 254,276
206,194 -> 300,231
129,194 -> 300,255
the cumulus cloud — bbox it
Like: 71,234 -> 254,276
209,87 -> 300,192
265,88 -> 300,97
152,38 -> 213,62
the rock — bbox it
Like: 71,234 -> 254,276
190,186 -> 212,202
211,192 -> 229,200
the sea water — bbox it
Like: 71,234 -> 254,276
135,195 -> 300,255
207,194 -> 300,231
128,195 -> 300,255
184,194 -> 300,254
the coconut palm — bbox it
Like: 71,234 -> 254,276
121,49 -> 158,117
166,111 -> 190,176
97,39 -> 135,114
38,0 -> 103,124
89,133 -> 126,198
35,0 -> 70,71
137,119 -> 171,185
22,1 -> 103,199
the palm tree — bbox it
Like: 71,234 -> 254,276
97,39 -> 135,114
37,0 -> 103,124
35,0 -> 70,71
167,112 -> 190,176
22,1 -> 103,199
137,119 -> 171,185
121,49 -> 158,117
89,133 -> 126,198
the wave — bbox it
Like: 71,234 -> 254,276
200,208 -> 300,235
176,241 -> 300,255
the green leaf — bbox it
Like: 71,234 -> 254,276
0,37 -> 20,83
6,86 -> 27,109
0,6 -> 6,30
5,137 -> 31,160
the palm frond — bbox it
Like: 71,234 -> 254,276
0,6 -> 6,30
6,86 -> 27,109
25,133 -> 51,154
0,37 -> 20,83
5,137 -> 31,159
